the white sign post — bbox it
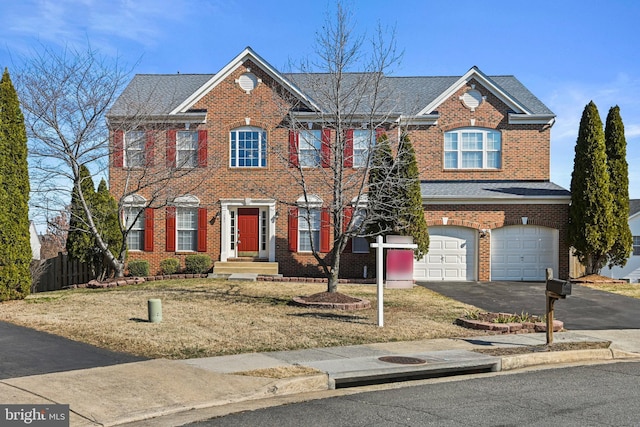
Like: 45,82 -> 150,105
370,235 -> 418,327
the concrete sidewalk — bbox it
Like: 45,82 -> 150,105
1,330 -> 639,426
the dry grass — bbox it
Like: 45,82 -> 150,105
235,366 -> 323,379
0,279 -> 483,359
578,281 -> 640,299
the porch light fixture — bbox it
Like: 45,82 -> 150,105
522,217 -> 528,225
442,217 -> 448,225
307,122 -> 313,130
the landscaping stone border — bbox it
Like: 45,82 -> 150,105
290,296 -> 371,310
455,312 -> 563,334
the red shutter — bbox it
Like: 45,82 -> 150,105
197,207 -> 207,252
375,128 -> 386,142
320,208 -> 331,253
343,207 -> 354,253
144,208 -> 154,252
166,130 -> 177,168
344,129 -> 354,168
113,130 -> 124,167
321,128 -> 331,168
289,130 -> 299,167
197,130 -> 208,167
166,206 -> 176,252
288,207 -> 298,252
145,131 -> 155,167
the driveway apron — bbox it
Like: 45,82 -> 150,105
418,281 -> 640,330
0,321 -> 144,380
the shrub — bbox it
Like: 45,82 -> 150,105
185,254 -> 212,274
160,258 -> 180,275
127,260 -> 149,277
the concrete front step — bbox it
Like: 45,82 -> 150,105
213,261 -> 279,275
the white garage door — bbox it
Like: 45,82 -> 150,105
491,226 -> 558,281
414,226 -> 476,281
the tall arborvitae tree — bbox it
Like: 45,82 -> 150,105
395,133 -> 429,259
365,132 -> 396,236
66,165 -> 96,267
0,68 -> 32,301
93,179 -> 123,279
568,101 -> 614,275
605,105 -> 633,268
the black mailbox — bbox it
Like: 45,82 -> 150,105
546,278 -> 571,296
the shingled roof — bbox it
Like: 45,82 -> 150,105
108,48 -> 554,119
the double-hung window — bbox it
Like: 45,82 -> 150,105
125,131 -> 145,167
352,129 -> 375,168
444,128 -> 501,169
176,131 -> 198,168
177,207 -> 198,252
299,130 -> 322,167
125,207 -> 144,251
351,208 -> 369,253
298,208 -> 320,252
633,236 -> 640,256
230,127 -> 267,167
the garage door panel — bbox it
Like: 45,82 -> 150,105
491,226 -> 558,281
414,226 -> 476,281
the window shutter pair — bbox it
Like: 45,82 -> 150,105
113,130 -> 156,168
338,128 -> 387,168
165,207 -> 207,252
166,130 -> 208,168
287,207 -> 330,253
288,129 -> 331,168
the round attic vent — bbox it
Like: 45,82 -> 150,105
237,72 -> 259,93
461,89 -> 484,111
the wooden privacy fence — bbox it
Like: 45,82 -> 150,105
34,253 -> 95,292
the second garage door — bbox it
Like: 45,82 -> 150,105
414,226 -> 477,281
491,226 -> 558,281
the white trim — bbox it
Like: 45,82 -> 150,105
417,66 -> 533,117
220,198 -> 276,262
171,47 -> 320,115
508,113 -> 556,125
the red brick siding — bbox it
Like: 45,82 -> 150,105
109,66 -> 562,279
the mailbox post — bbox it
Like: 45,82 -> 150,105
545,268 -> 571,344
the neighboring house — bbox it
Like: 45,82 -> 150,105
107,47 -> 570,282
604,200 -> 640,282
29,221 -> 41,260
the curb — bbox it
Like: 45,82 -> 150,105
500,348 -> 640,371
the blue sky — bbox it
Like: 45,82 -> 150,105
1,0 -> 639,196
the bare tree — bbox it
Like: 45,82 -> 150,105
15,44 -> 207,277
263,3 -> 423,293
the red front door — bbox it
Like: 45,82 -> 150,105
237,208 -> 259,256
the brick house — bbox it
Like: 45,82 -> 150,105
107,47 -> 570,282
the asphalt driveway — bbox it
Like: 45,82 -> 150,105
0,321 -> 145,380
418,281 -> 640,330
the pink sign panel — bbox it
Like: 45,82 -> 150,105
386,249 -> 414,288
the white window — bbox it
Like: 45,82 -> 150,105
177,131 -> 198,168
299,208 -> 320,252
299,130 -> 321,167
351,208 -> 369,253
353,129 -> 375,168
177,208 -> 197,251
125,207 -> 144,251
633,236 -> 640,256
125,131 -> 145,167
444,128 -> 501,169
230,127 -> 267,167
